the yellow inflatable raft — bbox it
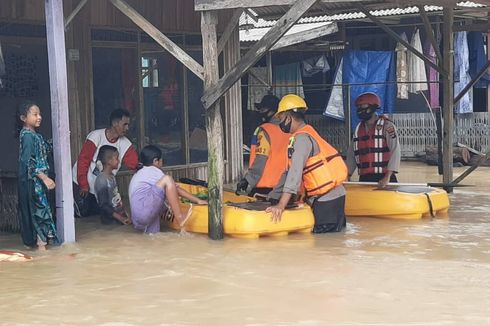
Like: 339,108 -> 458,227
345,184 -> 450,219
163,183 -> 314,238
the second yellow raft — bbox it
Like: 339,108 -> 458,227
344,184 -> 450,219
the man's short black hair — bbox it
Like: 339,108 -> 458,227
109,109 -> 131,126
97,145 -> 118,165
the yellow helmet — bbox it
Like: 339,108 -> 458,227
277,94 -> 308,114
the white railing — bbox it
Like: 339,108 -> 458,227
309,112 -> 490,157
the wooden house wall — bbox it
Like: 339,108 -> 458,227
0,0 -> 229,33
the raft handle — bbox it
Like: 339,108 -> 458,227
424,193 -> 435,218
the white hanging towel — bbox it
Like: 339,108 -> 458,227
407,29 -> 428,93
324,58 -> 344,120
395,32 -> 409,99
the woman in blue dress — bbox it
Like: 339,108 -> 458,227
17,101 -> 58,250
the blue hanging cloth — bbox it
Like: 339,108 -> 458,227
467,32 -> 490,89
343,50 -> 396,128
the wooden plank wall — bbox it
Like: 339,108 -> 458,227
0,0 -> 230,33
223,25 -> 243,183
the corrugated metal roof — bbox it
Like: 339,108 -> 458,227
240,2 -> 486,28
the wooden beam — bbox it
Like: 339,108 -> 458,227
450,150 -> 490,186
201,11 -> 224,240
357,4 -> 447,76
454,22 -> 490,32
248,68 -> 271,87
64,0 -> 88,30
454,59 -> 490,106
245,8 -> 259,22
442,6 -> 454,191
266,51 -> 273,86
109,0 -> 204,80
418,5 -> 442,64
271,22 -> 338,50
45,0 -> 76,243
195,0 -> 361,11
217,9 -> 243,55
201,0 -> 318,109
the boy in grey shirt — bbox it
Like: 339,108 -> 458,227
94,145 -> 131,225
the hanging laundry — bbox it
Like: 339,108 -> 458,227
247,67 -> 269,111
454,32 -> 473,114
423,36 -> 440,109
467,32 -> 490,88
273,62 -> 304,99
395,32 -> 409,99
302,54 -> 330,77
343,50 -> 396,128
407,29 -> 428,93
324,57 -> 344,120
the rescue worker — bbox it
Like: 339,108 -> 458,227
346,92 -> 401,188
266,94 -> 348,233
236,95 -> 290,196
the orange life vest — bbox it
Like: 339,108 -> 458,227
249,122 -> 290,189
353,117 -> 391,176
290,125 -> 348,197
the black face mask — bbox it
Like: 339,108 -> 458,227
357,107 -> 376,121
279,117 -> 292,133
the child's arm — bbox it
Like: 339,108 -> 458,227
177,187 -> 207,205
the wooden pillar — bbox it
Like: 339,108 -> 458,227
488,33 -> 490,112
137,31 -> 145,151
182,60 -> 191,164
201,11 -> 224,240
223,23 -> 243,183
45,0 -> 75,243
442,7 -> 454,191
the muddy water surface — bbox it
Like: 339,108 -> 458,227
1,162 -> 489,325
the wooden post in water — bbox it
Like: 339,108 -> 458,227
45,0 -> 75,243
441,7 -> 454,192
201,11 -> 224,240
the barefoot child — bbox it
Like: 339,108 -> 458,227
17,101 -> 58,250
129,145 -> 207,234
93,145 -> 131,225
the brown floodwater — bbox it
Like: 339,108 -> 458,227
1,162 -> 489,325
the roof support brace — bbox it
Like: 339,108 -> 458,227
217,9 -> 243,55
249,68 -> 271,88
201,0 -> 318,109
64,0 -> 88,30
109,0 -> 205,80
454,59 -> 490,106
